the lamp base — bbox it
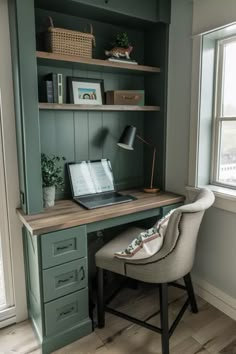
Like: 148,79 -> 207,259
143,187 -> 160,193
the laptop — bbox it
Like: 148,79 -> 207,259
68,159 -> 136,209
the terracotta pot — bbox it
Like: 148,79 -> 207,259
43,186 -> 55,208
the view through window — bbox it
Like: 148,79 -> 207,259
214,37 -> 236,187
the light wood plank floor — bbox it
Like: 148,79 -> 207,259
0,285 -> 235,354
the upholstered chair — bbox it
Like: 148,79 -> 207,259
95,188 -> 215,354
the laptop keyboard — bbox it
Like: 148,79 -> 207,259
74,192 -> 135,209
79,191 -> 119,203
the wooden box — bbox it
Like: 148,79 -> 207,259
106,90 -> 145,106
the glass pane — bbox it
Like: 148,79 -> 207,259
0,236 -> 6,308
218,121 -> 236,186
222,40 -> 236,116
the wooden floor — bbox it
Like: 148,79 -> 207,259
0,285 -> 235,354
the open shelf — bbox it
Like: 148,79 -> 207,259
36,51 -> 161,74
39,103 -> 160,111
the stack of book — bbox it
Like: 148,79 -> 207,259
44,73 -> 63,103
107,57 -> 138,65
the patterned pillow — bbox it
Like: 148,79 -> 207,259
114,209 -> 175,260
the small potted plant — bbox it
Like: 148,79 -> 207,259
105,32 -> 134,61
41,153 -> 66,208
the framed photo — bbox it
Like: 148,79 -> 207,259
67,77 -> 105,105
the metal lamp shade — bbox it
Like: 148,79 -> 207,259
117,125 -> 137,150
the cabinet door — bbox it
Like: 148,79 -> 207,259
44,288 -> 89,336
41,225 -> 87,269
72,0 -> 158,22
43,258 -> 87,302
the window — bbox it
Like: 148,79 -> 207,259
212,36 -> 236,189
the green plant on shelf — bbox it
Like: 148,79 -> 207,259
41,153 -> 66,188
112,32 -> 130,48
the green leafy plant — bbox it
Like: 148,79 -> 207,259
41,153 -> 66,188
112,32 -> 130,48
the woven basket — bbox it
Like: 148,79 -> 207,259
46,17 -> 95,58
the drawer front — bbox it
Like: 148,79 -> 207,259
44,288 -> 89,336
41,226 -> 87,269
43,258 -> 87,302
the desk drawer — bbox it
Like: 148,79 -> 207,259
44,288 -> 89,336
41,226 -> 87,269
42,258 -> 87,302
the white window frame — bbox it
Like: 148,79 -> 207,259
211,36 -> 236,190
188,28 -> 236,214
0,0 -> 27,326
0,99 -> 15,313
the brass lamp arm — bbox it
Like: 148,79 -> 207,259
136,134 -> 156,190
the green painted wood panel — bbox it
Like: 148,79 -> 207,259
25,229 -> 43,338
41,226 -> 87,269
144,23 -> 169,190
161,202 -> 184,217
44,288 -> 89,336
42,319 -> 92,354
39,65 -> 145,195
69,0 -> 158,22
87,207 -> 161,233
10,0 -> 43,213
42,258 -> 87,302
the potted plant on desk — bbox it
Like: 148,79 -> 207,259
41,153 -> 66,208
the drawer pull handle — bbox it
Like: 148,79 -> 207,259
56,243 -> 73,251
58,275 -> 74,284
60,307 -> 74,317
80,266 -> 85,281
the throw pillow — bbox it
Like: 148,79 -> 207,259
114,209 -> 175,260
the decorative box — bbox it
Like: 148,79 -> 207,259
106,90 -> 145,105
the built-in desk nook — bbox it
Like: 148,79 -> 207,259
10,0 -> 173,352
17,190 -> 184,353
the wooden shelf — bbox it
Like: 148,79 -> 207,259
36,51 -> 160,74
39,103 -> 160,112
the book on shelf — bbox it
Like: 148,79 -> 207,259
45,81 -> 53,103
107,57 -> 138,65
44,73 -> 63,103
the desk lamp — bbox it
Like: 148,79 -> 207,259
117,125 -> 160,193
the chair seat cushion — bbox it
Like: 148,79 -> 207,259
95,227 -> 145,275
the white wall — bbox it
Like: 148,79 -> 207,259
193,0 -> 236,35
166,0 -> 236,313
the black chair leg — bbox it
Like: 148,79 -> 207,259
97,267 -> 105,328
159,283 -> 169,354
184,273 -> 198,313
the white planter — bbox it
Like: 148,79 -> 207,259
43,186 -> 56,208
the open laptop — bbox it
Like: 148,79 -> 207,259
68,159 -> 136,209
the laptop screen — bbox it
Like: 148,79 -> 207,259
68,159 -> 115,197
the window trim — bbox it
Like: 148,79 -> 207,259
188,29 -> 236,213
211,36 -> 236,190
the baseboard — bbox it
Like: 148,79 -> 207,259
192,275 -> 236,321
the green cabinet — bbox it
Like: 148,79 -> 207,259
10,0 -> 171,352
24,225 -> 92,354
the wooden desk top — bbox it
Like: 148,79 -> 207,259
17,190 -> 185,236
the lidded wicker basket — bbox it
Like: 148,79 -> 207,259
46,17 -> 96,58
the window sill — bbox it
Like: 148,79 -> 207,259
186,185 -> 236,213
